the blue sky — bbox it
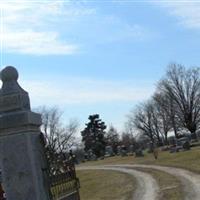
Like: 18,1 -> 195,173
1,0 -> 200,133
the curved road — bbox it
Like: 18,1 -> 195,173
79,166 -> 159,200
107,164 -> 200,200
79,164 -> 200,200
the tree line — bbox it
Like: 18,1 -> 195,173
38,108 -> 136,160
38,63 -> 200,160
126,64 -> 200,146
81,114 -> 137,158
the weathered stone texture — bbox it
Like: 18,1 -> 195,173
0,66 -> 50,200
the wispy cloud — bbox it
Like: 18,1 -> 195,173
1,1 -> 94,55
154,1 -> 200,29
2,30 -> 78,55
20,78 -> 154,106
1,0 -> 152,56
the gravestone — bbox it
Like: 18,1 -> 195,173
87,149 -> 97,161
135,148 -> 144,157
105,145 -> 114,157
117,146 -> 121,156
0,66 -> 51,200
121,145 -> 128,157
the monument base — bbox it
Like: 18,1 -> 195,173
0,131 -> 50,200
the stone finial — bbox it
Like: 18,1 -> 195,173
1,66 -> 19,82
0,66 -> 30,113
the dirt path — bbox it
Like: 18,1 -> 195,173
78,166 -> 159,200
109,164 -> 200,200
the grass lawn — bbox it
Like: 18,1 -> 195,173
77,170 -> 136,200
77,146 -> 200,200
80,146 -> 200,173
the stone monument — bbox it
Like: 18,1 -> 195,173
0,66 -> 51,200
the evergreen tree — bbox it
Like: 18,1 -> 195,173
81,114 -> 106,158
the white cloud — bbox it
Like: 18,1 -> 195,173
2,30 -> 78,55
1,0 -> 152,55
154,1 -> 200,29
20,78 -> 154,106
1,0 -> 94,55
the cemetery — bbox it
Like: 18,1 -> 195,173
2,66 -> 200,200
1,65 -> 200,200
0,66 -> 200,200
1,66 -> 200,200
2,2 -> 200,200
0,66 -> 80,200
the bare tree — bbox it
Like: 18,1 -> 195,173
121,132 -> 136,148
105,125 -> 120,154
153,93 -> 172,143
128,99 -> 169,146
158,64 -> 200,137
128,102 -> 156,144
38,106 -> 79,154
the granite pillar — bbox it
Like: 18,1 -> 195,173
0,66 -> 51,200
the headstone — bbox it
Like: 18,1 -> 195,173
121,145 -> 127,157
117,146 -> 121,156
183,141 -> 190,150
105,145 -> 114,157
0,66 -> 50,200
135,148 -> 144,157
87,149 -> 97,161
128,145 -> 134,156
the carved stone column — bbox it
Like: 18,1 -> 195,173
0,66 -> 50,200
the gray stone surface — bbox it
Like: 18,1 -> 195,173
0,111 -> 41,135
0,132 -> 50,200
0,66 -> 30,113
0,66 -> 50,200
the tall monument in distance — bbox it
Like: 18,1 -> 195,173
0,66 -> 51,200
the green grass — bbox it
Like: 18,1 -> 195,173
80,146 -> 200,173
77,170 -> 136,200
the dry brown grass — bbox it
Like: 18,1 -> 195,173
77,146 -> 200,200
77,169 -> 136,200
80,146 -> 200,173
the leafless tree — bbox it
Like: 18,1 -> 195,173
153,93 -> 172,143
158,64 -> 200,137
38,106 -> 79,154
105,125 -> 120,154
121,132 -> 136,148
127,102 -> 157,144
128,98 -> 171,146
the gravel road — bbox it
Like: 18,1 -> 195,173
78,166 -> 159,200
110,164 -> 200,200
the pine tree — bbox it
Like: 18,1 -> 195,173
81,114 -> 106,158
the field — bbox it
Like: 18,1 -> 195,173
77,146 -> 200,200
80,146 -> 200,173
77,170 -> 136,200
